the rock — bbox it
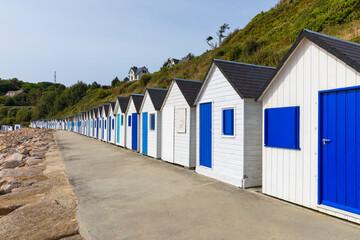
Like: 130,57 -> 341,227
29,150 -> 46,159
26,157 -> 44,166
0,201 -> 79,240
0,182 -> 21,195
0,165 -> 45,178
60,234 -> 84,240
4,153 -> 23,162
0,160 -> 21,169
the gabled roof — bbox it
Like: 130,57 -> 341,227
174,78 -> 202,107
117,97 -> 130,113
208,59 -> 275,99
103,104 -> 110,116
97,106 -> 103,116
131,94 -> 144,113
129,66 -> 148,75
257,29 -> 360,100
147,88 -> 168,110
110,101 -> 116,112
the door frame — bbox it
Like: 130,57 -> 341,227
318,85 -> 360,212
142,112 -> 148,154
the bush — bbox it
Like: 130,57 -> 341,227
229,46 -> 242,61
140,74 -> 152,87
95,88 -> 110,100
16,108 -> 31,123
4,97 -> 15,106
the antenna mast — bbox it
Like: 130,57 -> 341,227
54,71 -> 57,83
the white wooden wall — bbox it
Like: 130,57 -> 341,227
262,38 -> 360,221
101,111 -> 108,142
244,99 -> 263,188
126,100 -> 137,149
109,108 -> 116,144
140,93 -> 160,158
196,66 -> 245,187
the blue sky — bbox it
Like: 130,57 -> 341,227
0,0 -> 278,86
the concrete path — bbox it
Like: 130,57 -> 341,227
55,131 -> 360,240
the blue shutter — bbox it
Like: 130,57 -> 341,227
150,114 -> 155,130
264,106 -> 300,149
121,115 -> 124,125
128,116 -> 131,126
222,108 -> 234,136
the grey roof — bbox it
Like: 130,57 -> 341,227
93,107 -> 98,117
174,78 -> 202,107
97,106 -> 103,116
131,94 -> 144,113
117,97 -> 130,113
110,101 -> 116,112
257,29 -> 360,100
212,59 -> 275,99
147,88 -> 168,110
103,104 -> 110,116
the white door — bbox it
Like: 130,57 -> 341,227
161,106 -> 174,163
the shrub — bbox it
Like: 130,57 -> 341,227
229,46 -> 242,61
140,74 -> 152,87
95,88 -> 110,100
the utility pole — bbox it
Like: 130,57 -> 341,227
54,71 -> 57,83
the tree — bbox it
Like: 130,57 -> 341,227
217,23 -> 230,46
123,77 -> 129,82
206,23 -> 230,49
206,36 -> 217,49
91,81 -> 101,88
111,77 -> 120,87
4,97 -> 15,106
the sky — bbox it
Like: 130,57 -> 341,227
0,0 -> 278,86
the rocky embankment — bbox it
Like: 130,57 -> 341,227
0,129 -> 83,240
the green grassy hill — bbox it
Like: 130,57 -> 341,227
52,0 -> 360,118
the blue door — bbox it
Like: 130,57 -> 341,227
320,87 -> 360,215
200,102 -> 212,168
142,112 -> 148,154
132,113 -> 138,151
102,118 -> 104,139
109,117 -> 111,141
117,114 -> 120,143
96,118 -> 99,138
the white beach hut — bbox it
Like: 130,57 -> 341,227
194,59 -> 275,188
125,94 -> 144,151
258,29 -> 360,223
114,97 -> 130,147
160,78 -> 202,168
108,101 -> 116,144
101,104 -> 110,142
139,87 -> 168,158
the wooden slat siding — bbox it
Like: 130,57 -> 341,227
244,99 -> 263,188
162,82 -> 192,167
140,92 -> 159,158
196,66 -> 245,187
189,107 -> 197,167
156,111 -> 162,159
126,100 -> 137,149
262,38 -> 360,222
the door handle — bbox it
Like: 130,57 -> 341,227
322,139 -> 331,145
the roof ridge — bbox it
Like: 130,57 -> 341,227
303,29 -> 360,47
173,78 -> 201,83
213,59 -> 275,69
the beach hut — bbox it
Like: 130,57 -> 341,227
101,104 -> 110,142
125,94 -> 144,151
194,59 -> 275,187
257,29 -> 360,223
108,101 -> 116,144
88,110 -> 93,137
114,97 -> 130,147
160,78 -> 202,168
92,108 -> 98,138
97,106 -> 103,140
139,88 -> 168,158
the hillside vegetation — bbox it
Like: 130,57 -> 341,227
4,0 -> 360,122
